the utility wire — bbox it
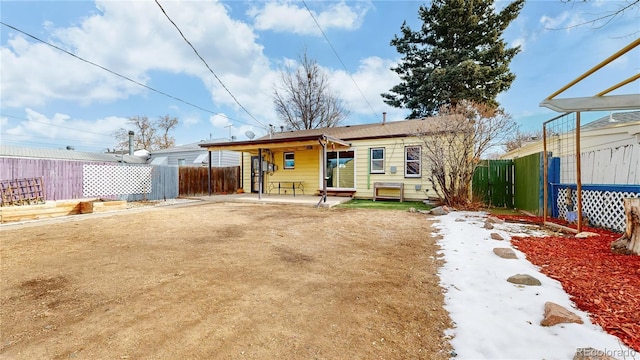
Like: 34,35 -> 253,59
0,21 -> 260,129
301,0 -> 380,121
0,132 -> 115,149
154,0 -> 267,128
1,113 -> 116,138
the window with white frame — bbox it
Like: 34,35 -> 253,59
283,152 -> 295,169
404,146 -> 421,177
370,147 -> 385,174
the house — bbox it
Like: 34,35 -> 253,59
199,118 -> 443,201
148,140 -> 240,167
501,110 -> 640,185
502,111 -> 640,159
0,145 -> 147,164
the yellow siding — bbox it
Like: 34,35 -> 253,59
267,150 -> 320,195
237,136 -> 435,201
351,137 -> 433,201
240,150 -> 321,195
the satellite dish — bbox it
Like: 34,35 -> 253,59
245,130 -> 255,140
230,135 -> 237,141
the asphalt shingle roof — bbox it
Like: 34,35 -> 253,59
259,117 -> 444,141
581,110 -> 640,131
0,145 -> 147,163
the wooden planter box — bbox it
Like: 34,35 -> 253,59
0,199 -> 127,223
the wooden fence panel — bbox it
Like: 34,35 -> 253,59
513,152 -> 543,216
121,165 -> 178,201
0,158 -> 89,200
564,144 -> 640,185
179,166 -> 240,196
472,159 -> 513,208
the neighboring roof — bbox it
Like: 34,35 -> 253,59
151,139 -> 228,154
0,145 -> 147,164
581,110 -> 640,131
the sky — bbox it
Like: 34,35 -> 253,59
1,0 -> 639,153
435,211 -> 637,359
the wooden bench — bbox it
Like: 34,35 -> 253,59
373,182 -> 404,202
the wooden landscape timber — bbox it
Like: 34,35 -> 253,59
0,199 -> 127,223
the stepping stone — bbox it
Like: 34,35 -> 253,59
430,206 -> 450,215
507,274 -> 541,286
540,302 -> 583,326
490,233 -> 504,241
493,248 -> 517,259
486,216 -> 504,224
483,222 -> 494,230
575,231 -> 599,239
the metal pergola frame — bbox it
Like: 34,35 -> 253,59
539,38 -> 640,233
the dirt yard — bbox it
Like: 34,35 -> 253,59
0,202 -> 451,359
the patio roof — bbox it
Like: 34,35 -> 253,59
199,134 -> 351,152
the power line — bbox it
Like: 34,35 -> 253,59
154,0 -> 267,128
0,133 -> 114,151
0,21 -> 262,129
301,0 -> 380,121
1,113 -> 116,138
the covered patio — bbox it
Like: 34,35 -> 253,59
200,134 -> 352,207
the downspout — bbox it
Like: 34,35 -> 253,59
208,150 -> 212,196
316,136 -> 328,207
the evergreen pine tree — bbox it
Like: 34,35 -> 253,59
382,0 -> 525,118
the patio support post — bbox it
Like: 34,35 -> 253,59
576,112 -> 582,233
258,148 -> 263,200
316,137 -> 328,207
208,150 -> 212,196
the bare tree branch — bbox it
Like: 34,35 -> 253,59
112,115 -> 180,151
548,0 -> 639,34
416,101 -> 517,207
273,50 -> 349,130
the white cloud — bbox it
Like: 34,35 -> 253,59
3,109 -> 128,150
1,0 -> 270,113
248,1 -> 369,35
209,114 -> 232,128
511,37 -> 527,52
330,56 -> 405,122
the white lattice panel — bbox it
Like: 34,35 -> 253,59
83,165 -> 152,197
556,188 -> 639,232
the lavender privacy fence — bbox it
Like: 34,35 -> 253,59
0,158 -> 178,202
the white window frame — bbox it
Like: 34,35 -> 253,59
283,152 -> 295,169
370,147 -> 385,174
404,146 -> 421,178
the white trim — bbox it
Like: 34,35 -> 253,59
370,147 -> 385,174
540,95 -> 640,112
404,145 -> 422,178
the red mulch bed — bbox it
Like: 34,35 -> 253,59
497,215 -> 640,351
